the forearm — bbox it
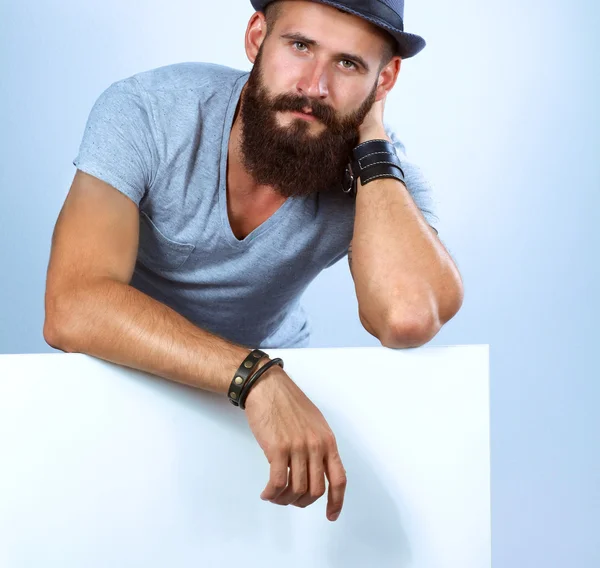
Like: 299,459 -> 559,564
44,279 -> 257,395
351,173 -> 463,342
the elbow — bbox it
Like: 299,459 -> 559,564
43,317 -> 61,350
439,267 -> 465,324
43,292 -> 78,352
376,275 -> 464,349
43,317 -> 71,352
379,311 -> 440,349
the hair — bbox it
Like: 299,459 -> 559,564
263,0 -> 397,69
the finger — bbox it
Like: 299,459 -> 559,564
324,448 -> 347,521
261,449 -> 289,502
292,445 -> 326,509
273,448 -> 307,506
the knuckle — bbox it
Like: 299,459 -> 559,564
269,448 -> 287,462
307,437 -> 323,455
310,486 -> 326,499
294,482 -> 308,496
291,442 -> 305,455
336,473 -> 348,489
324,431 -> 337,449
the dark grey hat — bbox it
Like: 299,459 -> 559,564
250,0 -> 426,59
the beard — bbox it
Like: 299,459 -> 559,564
238,47 -> 378,198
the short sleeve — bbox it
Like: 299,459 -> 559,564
72,77 -> 158,206
385,124 -> 440,235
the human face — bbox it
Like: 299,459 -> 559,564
239,45 -> 377,197
238,1 -> 391,197
258,0 -> 392,132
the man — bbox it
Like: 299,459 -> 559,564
44,0 -> 464,523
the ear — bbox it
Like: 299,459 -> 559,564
374,56 -> 401,102
245,12 -> 269,64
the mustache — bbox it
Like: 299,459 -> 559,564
269,93 -> 338,128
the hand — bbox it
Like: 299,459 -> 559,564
358,95 -> 390,144
244,364 -> 347,522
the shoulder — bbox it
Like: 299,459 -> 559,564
130,61 -> 248,94
383,122 -> 408,156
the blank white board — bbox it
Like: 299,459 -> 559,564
0,345 -> 490,567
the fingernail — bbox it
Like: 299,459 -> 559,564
329,512 -> 340,521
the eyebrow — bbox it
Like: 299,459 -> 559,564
280,32 -> 371,72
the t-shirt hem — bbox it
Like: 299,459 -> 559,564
72,159 -> 143,206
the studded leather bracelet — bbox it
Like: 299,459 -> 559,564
239,358 -> 284,410
228,349 -> 269,407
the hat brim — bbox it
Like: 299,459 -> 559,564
250,0 -> 426,59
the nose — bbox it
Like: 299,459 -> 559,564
296,60 -> 329,99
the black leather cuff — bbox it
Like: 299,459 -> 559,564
342,139 -> 405,196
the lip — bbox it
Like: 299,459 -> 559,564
290,110 -> 317,122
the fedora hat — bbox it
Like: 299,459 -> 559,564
250,0 -> 426,59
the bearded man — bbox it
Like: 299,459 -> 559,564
44,0 -> 463,522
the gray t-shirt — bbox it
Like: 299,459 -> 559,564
73,62 -> 438,348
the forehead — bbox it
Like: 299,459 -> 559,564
271,0 -> 386,59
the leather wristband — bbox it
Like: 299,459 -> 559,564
228,349 -> 269,406
342,139 -> 405,196
239,357 -> 284,410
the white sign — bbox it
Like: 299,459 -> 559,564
0,345 -> 490,567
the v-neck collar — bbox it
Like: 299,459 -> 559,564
218,71 -> 295,248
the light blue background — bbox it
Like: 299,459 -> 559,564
1,1 -> 598,566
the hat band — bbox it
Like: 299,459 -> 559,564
328,0 -> 405,32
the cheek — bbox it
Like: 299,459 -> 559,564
262,50 -> 304,92
333,84 -> 371,115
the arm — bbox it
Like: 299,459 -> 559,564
348,128 -> 464,349
44,170 -> 259,394
45,170 -> 349,520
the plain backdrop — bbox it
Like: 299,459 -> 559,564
0,0 -> 598,566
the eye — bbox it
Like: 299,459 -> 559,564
340,60 -> 357,70
293,41 -> 308,51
